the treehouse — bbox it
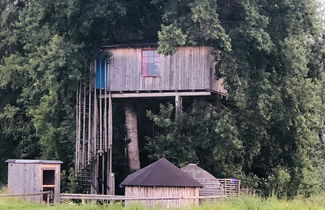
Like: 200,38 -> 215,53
94,44 -> 225,94
75,43 -> 227,195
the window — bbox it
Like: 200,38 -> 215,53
43,170 -> 55,185
141,49 -> 160,77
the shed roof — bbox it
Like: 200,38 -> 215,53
121,158 -> 203,188
5,159 -> 63,164
181,164 -> 224,196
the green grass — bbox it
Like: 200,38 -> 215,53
0,194 -> 324,210
192,195 -> 325,210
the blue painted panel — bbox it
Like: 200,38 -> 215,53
96,59 -> 108,89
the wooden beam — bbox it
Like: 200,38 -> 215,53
99,91 -> 211,99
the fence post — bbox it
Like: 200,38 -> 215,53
47,191 -> 50,204
237,180 -> 241,197
224,178 -> 226,197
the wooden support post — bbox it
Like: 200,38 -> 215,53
108,93 -> 114,194
75,86 -> 79,172
95,153 -> 99,194
99,60 -> 103,154
88,84 -> 92,164
92,61 -> 98,194
76,84 -> 81,170
108,93 -> 113,154
104,62 -> 108,152
90,160 -> 96,194
108,171 -> 115,195
102,155 -> 105,194
82,86 -> 86,166
93,76 -> 97,160
224,178 -> 227,197
237,180 -> 241,197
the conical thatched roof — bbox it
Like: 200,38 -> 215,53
181,164 -> 224,196
181,164 -> 216,179
121,158 -> 203,188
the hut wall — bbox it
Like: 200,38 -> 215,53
125,186 -> 199,208
106,46 -> 224,92
7,163 -> 41,203
7,162 -> 61,203
195,178 -> 224,196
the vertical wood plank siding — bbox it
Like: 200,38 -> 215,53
7,163 -> 61,203
125,186 -> 199,208
107,46 -> 225,93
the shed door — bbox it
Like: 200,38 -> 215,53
96,59 -> 109,89
42,169 -> 55,203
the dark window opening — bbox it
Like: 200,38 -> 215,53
43,170 -> 55,185
141,49 -> 160,77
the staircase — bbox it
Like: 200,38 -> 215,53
76,164 -> 92,193
75,86 -> 114,195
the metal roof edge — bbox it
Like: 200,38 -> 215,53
101,43 -> 158,49
5,159 -> 63,164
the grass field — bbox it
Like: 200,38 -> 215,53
0,194 -> 324,210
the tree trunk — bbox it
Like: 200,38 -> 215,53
124,104 -> 140,170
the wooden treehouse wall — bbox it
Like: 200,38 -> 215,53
101,46 -> 226,94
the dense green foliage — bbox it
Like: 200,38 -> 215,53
0,0 -> 160,189
0,0 -> 324,198
153,0 -> 324,198
146,102 -> 243,178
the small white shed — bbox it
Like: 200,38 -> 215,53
6,159 -> 62,203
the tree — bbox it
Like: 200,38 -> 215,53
125,103 -> 140,171
156,0 -> 324,197
0,0 -> 161,187
146,101 -> 243,178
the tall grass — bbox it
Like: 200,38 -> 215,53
192,195 -> 325,210
0,194 -> 324,210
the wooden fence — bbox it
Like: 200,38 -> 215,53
60,193 -> 226,201
217,178 -> 241,197
0,191 -> 53,204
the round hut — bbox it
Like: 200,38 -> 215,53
121,158 -> 203,208
181,164 -> 224,196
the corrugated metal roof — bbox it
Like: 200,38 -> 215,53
121,158 -> 203,188
5,159 -> 63,164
